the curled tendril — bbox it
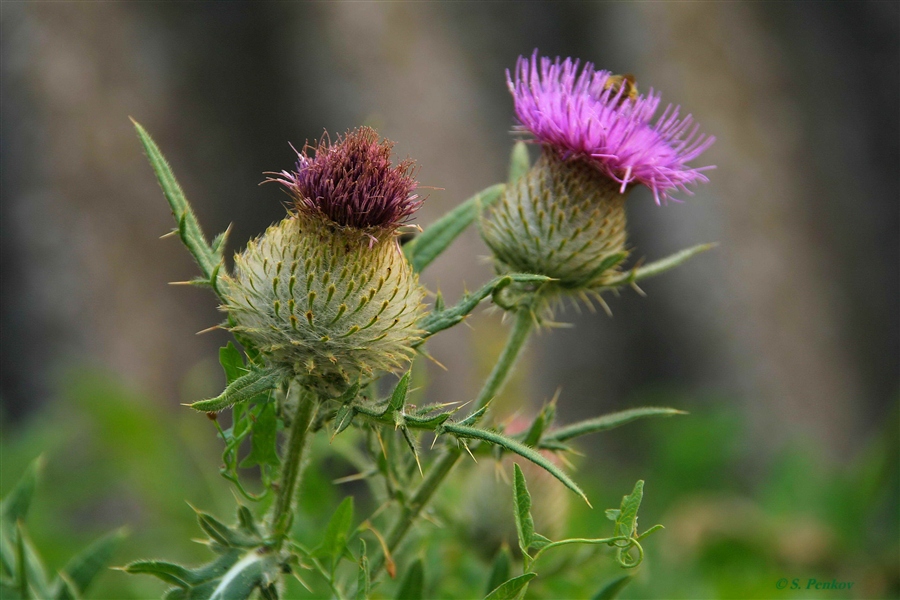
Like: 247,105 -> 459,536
613,537 -> 645,569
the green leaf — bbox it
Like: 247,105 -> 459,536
512,465 -> 536,557
591,574 -> 633,600
445,423 -> 589,505
189,368 -> 283,413
483,572 -> 537,600
219,343 -> 245,385
404,183 -> 505,273
395,558 -> 424,600
1,458 -> 42,525
132,119 -> 218,281
521,400 -> 556,448
355,540 -> 369,600
615,481 -> 643,540
508,141 -> 530,185
123,560 -> 195,588
543,407 -> 686,444
240,401 -> 280,468
601,243 -> 716,288
485,546 -> 511,597
208,551 -> 273,600
16,522 -> 49,600
315,497 -> 354,572
194,510 -> 258,549
59,528 -> 127,596
388,370 -> 411,415
415,274 -> 551,345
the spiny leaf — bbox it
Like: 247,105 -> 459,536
240,401 -> 280,468
446,424 -> 589,505
189,368 -> 283,413
59,528 -> 127,596
332,404 -> 357,438
191,508 -> 259,549
388,370 -> 411,415
601,243 -> 716,288
1,458 -> 42,525
483,572 -> 537,600
315,497 -> 354,573
485,546 -> 511,597
521,401 -> 556,448
543,407 -> 686,444
123,560 -> 195,587
395,558 -> 424,600
415,273 -> 550,345
404,183 -> 505,273
591,574 -> 634,600
508,141 -> 530,185
132,119 -> 218,280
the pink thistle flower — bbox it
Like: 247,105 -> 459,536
270,127 -> 422,231
508,51 -> 715,204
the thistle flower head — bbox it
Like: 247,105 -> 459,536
508,51 -> 715,204
271,127 -> 422,231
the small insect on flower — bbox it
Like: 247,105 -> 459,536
222,128 -> 426,397
482,51 -> 715,298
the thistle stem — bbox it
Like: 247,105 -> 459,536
270,388 -> 318,548
368,306 -> 535,580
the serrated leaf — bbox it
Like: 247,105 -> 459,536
404,183 -> 504,273
446,423 -> 589,505
544,407 -> 686,444
355,540 -> 369,600
483,572 -> 537,600
512,464 -> 536,557
591,574 -> 633,600
508,141 -> 530,185
1,458 -> 42,525
219,343 -> 245,385
240,401 -> 279,468
315,497 -> 354,572
615,481 -> 643,539
59,528 -> 126,596
189,368 -> 282,413
395,558 -> 424,600
485,546 -> 511,597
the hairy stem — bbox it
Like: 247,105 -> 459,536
270,388 -> 318,548
368,307 -> 535,580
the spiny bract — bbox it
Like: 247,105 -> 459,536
223,213 -> 424,397
482,152 -> 627,293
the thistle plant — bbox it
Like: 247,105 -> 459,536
118,49 -> 715,600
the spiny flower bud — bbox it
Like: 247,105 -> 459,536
483,51 -> 715,295
223,128 -> 425,397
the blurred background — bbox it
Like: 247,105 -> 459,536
1,2 -> 897,599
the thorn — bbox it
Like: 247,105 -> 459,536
333,471 -> 372,485
168,280 -> 195,286
159,230 -> 178,239
630,281 -> 647,297
460,440 -> 477,463
597,295 -> 613,317
196,324 -> 221,336
583,494 -> 593,509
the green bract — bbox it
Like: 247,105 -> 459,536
222,213 -> 425,397
481,152 -> 629,295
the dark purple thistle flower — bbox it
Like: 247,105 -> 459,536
271,127 -> 422,231
508,51 -> 716,204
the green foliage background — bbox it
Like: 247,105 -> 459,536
2,368 -> 896,599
